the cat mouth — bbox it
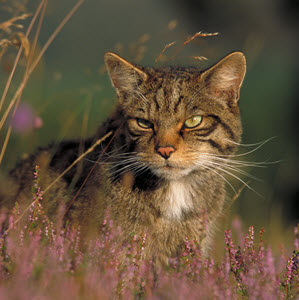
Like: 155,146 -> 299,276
158,161 -> 180,170
151,163 -> 192,180
162,165 -> 176,169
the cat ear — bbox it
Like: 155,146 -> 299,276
201,52 -> 246,103
104,52 -> 148,94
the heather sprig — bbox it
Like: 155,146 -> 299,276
225,228 -> 248,295
294,224 -> 299,251
0,191 -> 298,299
27,164 -> 43,232
280,250 -> 299,297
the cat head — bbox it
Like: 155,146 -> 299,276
105,52 -> 246,181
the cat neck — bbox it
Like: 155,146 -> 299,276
161,179 -> 194,220
158,172 -> 224,221
119,169 -> 211,221
113,164 -> 223,221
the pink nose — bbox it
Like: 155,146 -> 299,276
156,146 -> 175,159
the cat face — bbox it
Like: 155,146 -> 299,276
105,52 -> 246,180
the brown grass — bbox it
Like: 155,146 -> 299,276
183,31 -> 219,45
0,0 -> 85,166
0,0 -> 88,232
154,30 -> 219,65
154,41 -> 176,63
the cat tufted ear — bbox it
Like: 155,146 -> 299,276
201,52 -> 246,103
104,52 -> 148,95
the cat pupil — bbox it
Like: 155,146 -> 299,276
184,115 -> 202,128
137,118 -> 152,129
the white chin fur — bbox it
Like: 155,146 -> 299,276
164,180 -> 194,219
151,166 -> 192,180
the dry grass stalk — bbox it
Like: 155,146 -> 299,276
0,14 -> 32,62
0,0 -> 85,167
26,0 -> 47,67
0,13 -> 31,33
3,130 -> 113,236
155,31 -> 218,65
28,0 -> 85,75
11,32 -> 30,57
68,97 -> 92,191
0,126 -> 11,165
183,31 -> 219,45
231,181 -> 250,206
0,1 -> 46,166
0,2 -> 44,113
63,121 -> 125,217
43,131 -> 112,196
10,0 -> 48,119
154,41 -> 176,63
193,56 -> 208,61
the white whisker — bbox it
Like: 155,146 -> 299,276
97,143 -> 128,156
196,162 -> 237,194
199,140 -> 273,158
203,161 -> 261,197
202,159 -> 261,182
200,154 -> 268,168
102,151 -> 137,159
223,136 -> 276,147
109,161 -> 144,177
83,155 -> 138,165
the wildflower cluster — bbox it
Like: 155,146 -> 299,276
280,224 -> 299,297
0,167 -> 298,299
224,225 -> 299,299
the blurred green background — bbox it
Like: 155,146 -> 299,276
1,0 -> 298,243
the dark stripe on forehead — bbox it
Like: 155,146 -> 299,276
152,92 -> 160,110
154,82 -> 169,111
174,95 -> 184,113
151,81 -> 164,111
164,86 -> 171,111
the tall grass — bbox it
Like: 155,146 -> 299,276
0,0 -> 85,166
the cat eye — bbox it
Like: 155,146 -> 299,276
136,118 -> 152,129
184,116 -> 203,128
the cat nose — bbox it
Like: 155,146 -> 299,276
156,146 -> 175,159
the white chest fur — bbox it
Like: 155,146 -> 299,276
164,180 -> 193,220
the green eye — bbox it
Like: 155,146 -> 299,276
137,118 -> 152,129
184,116 -> 203,128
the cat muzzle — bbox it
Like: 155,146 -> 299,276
156,146 -> 176,159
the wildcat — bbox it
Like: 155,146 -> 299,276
1,51 -> 246,265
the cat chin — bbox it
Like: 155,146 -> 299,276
151,166 -> 193,181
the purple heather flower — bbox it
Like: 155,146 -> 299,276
232,216 -> 245,246
10,103 -> 43,133
1,193 -> 298,300
294,225 -> 299,251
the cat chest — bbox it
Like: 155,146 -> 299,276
163,181 -> 194,220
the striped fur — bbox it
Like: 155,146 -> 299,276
2,52 -> 246,266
